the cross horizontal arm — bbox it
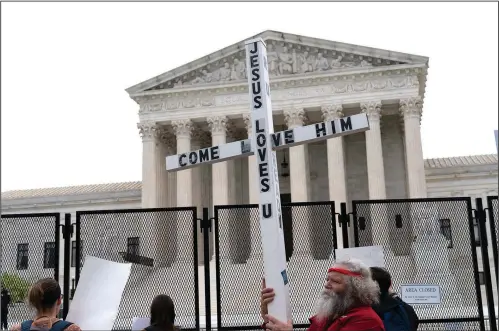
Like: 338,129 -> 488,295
166,112 -> 369,171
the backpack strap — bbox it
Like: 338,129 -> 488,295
20,320 -> 33,331
50,320 -> 73,331
396,303 -> 410,322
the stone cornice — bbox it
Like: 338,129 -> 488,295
1,190 -> 141,210
425,171 -> 498,183
425,164 -> 498,182
126,30 -> 428,95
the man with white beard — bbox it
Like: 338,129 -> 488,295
260,259 -> 385,331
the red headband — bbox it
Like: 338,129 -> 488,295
328,267 -> 363,278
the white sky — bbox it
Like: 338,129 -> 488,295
1,2 -> 498,192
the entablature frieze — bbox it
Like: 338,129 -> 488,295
135,69 -> 423,118
138,87 -> 420,124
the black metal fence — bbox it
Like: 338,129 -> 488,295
75,207 -> 199,331
352,197 -> 486,331
0,213 -> 60,329
213,202 -> 336,330
2,198 -> 498,331
487,196 -> 498,285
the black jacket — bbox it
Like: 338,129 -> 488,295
372,293 -> 419,331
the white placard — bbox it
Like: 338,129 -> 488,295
66,256 -> 132,330
165,113 -> 369,171
335,245 -> 385,267
132,317 -> 150,331
400,284 -> 441,304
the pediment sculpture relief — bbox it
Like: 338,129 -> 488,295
147,42 -> 403,91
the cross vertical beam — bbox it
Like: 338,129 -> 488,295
245,38 -> 291,322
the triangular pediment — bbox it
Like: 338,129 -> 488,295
126,30 -> 428,95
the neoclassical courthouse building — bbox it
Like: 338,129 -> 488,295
2,31 -> 498,323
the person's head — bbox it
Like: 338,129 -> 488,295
370,267 -> 392,296
27,278 -> 62,314
315,259 -> 380,321
150,294 -> 175,330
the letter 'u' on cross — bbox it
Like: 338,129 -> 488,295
165,39 -> 371,324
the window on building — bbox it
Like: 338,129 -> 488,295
127,237 -> 140,256
43,242 -> 56,269
16,243 -> 29,270
439,219 -> 453,248
71,240 -> 84,268
478,271 -> 485,285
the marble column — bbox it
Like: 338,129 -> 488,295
157,129 -> 178,267
208,116 -> 229,207
191,129 -> 204,215
284,107 -> 310,202
226,125 -> 238,205
172,119 -> 193,263
172,119 -> 193,207
159,130 -> 177,208
137,122 -> 169,266
208,116 -> 230,261
138,122 -> 168,208
400,97 -> 427,199
360,101 -> 390,248
321,104 -> 348,249
284,107 -> 311,256
361,101 -> 387,200
191,130 -> 210,265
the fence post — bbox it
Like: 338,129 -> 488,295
339,203 -> 349,248
486,196 -> 498,288
62,213 -> 72,319
201,207 -> 211,331
475,198 -> 497,331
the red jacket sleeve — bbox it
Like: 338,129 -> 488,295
336,316 -> 384,331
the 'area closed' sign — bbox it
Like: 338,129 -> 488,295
400,285 -> 441,304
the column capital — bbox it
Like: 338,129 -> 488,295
360,100 -> 382,120
137,122 -> 162,141
399,96 -> 423,119
243,113 -> 252,136
284,107 -> 307,128
207,115 -> 229,135
321,104 -> 343,121
172,119 -> 193,138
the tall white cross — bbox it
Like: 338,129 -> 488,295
166,38 -> 370,322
